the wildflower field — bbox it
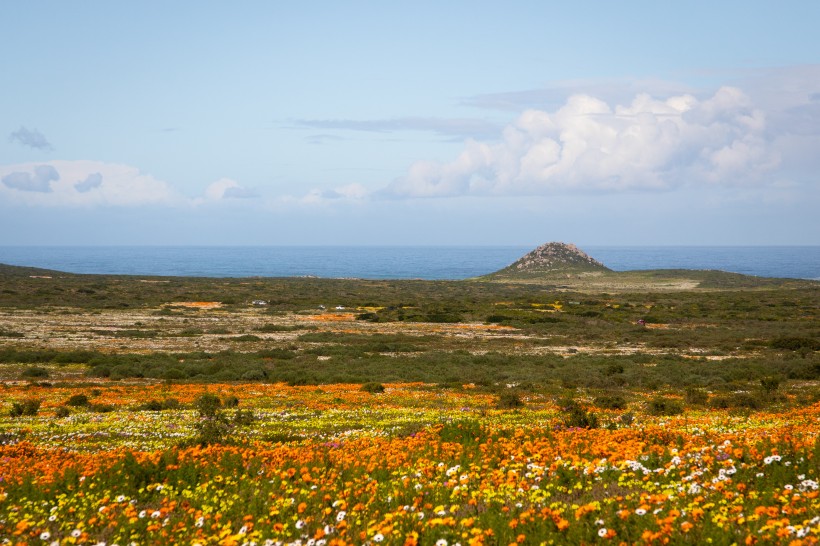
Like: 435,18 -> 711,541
2,381 -> 820,545
0,265 -> 818,544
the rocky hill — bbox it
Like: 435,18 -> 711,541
487,242 -> 610,278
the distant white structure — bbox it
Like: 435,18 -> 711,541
251,300 -> 268,306
335,305 -> 345,310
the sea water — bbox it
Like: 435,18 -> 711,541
0,246 -> 818,280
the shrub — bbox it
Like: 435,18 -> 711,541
361,382 -> 386,394
186,394 -> 235,446
771,337 -> 819,351
20,366 -> 49,379
594,394 -> 627,410
559,399 -> 599,429
231,334 -> 261,342
496,391 -> 524,409
760,376 -> 781,393
647,397 -> 684,416
604,363 -> 624,376
162,368 -> 186,380
222,395 -> 240,408
9,399 -> 40,417
711,392 -> 766,410
54,407 -> 70,418
195,393 -> 222,417
192,416 -> 233,446
65,394 -> 89,407
139,400 -> 165,411
564,407 -> 599,428
240,369 -> 266,381
684,388 -> 709,406
232,408 -> 256,426
255,324 -> 300,332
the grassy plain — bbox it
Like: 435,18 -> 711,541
0,264 -> 818,544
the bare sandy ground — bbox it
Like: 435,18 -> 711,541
0,305 -> 747,360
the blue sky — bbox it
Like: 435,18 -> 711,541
2,1 -> 819,245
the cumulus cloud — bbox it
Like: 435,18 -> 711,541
201,178 -> 258,201
74,172 -> 103,193
2,165 -> 59,192
0,160 -> 180,206
9,126 -> 53,151
381,87 -> 781,198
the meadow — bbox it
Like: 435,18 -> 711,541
0,264 -> 818,544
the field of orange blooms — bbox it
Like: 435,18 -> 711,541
1,382 -> 819,545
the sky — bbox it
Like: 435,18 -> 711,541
2,1 -> 819,246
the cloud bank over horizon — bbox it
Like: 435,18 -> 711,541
0,161 -> 181,207
381,87 -> 783,198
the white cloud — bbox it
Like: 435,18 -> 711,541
382,87 -> 781,198
200,178 -> 258,201
0,160 -> 181,206
1,162 -> 264,209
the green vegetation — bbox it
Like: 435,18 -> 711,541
0,260 -> 816,408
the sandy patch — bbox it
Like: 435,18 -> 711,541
303,313 -> 356,322
169,301 -> 223,309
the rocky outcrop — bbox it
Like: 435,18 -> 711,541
493,242 -> 610,276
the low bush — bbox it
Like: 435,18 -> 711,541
20,366 -> 49,379
594,394 -> 627,410
9,399 -> 40,417
195,393 -> 222,417
684,388 -> 709,405
496,391 -> 524,409
760,376 -> 781,393
232,408 -> 256,426
771,337 -> 819,351
65,394 -> 90,407
647,397 -> 684,416
710,392 -> 767,410
559,399 -> 599,429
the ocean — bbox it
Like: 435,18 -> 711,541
0,246 -> 818,281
